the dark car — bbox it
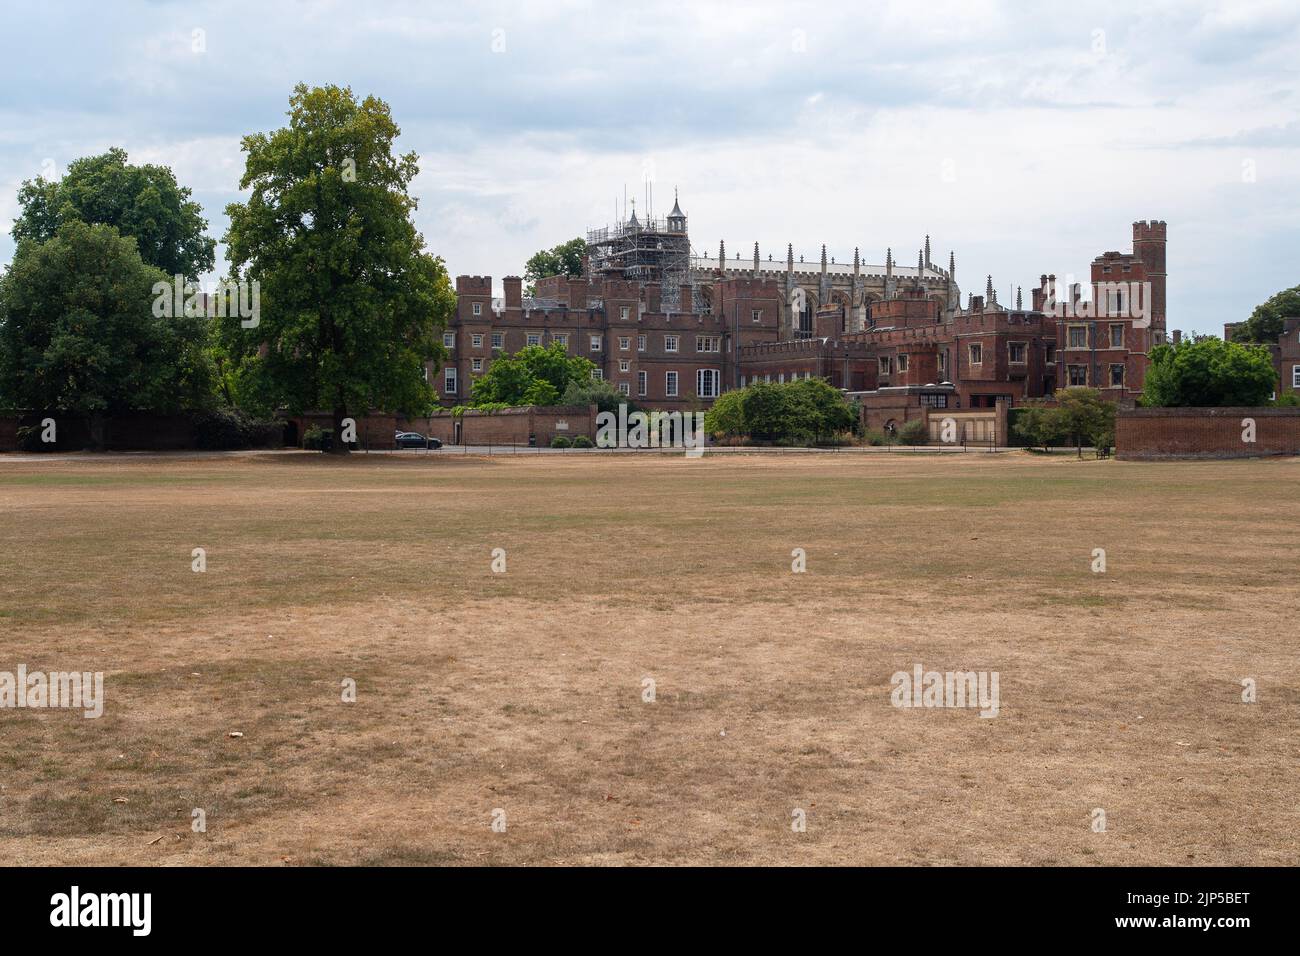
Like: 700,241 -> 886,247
394,431 -> 442,449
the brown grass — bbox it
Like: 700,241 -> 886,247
0,449 -> 1297,865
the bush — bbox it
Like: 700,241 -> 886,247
16,424 -> 54,452
549,435 -> 572,448
863,429 -> 896,446
192,409 -> 284,450
897,419 -> 929,445
303,425 -> 330,451
570,434 -> 594,448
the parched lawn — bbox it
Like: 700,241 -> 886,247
0,449 -> 1296,865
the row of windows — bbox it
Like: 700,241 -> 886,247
440,367 -> 720,398
739,372 -> 816,386
1066,324 -> 1128,349
443,331 -> 723,353
1065,364 -> 1127,387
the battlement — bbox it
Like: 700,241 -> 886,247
1133,220 -> 1168,241
456,275 -> 493,294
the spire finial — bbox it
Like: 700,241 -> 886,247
986,275 -> 994,301
924,234 -> 931,267
1016,285 -> 1023,309
948,250 -> 955,277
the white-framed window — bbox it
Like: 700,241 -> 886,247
620,305 -> 630,321
472,302 -> 482,316
443,332 -> 455,348
665,335 -> 678,352
752,309 -> 762,323
619,359 -> 630,372
619,336 -> 631,350
1109,363 -> 1124,387
591,368 -> 603,380
526,331 -> 541,346
471,357 -> 483,372
618,382 -> 630,396
897,354 -> 909,372
491,332 -> 503,349
1068,325 -> 1087,349
696,368 -> 720,398
471,333 -> 483,348
443,367 -> 458,394
779,373 -> 785,383
554,333 -> 569,348
637,371 -> 647,396
1293,365 -> 1300,388
1068,364 -> 1087,386
968,343 -> 983,365
878,356 -> 891,375
696,335 -> 720,352
665,371 -> 679,397
590,334 -> 602,351
1109,323 -> 1125,348
637,334 -> 646,352
1008,342 -> 1026,364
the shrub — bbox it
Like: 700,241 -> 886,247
863,429 -> 895,446
897,419 -> 929,445
303,425 -> 330,450
570,434 -> 594,448
550,435 -> 572,448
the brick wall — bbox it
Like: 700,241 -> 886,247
1116,407 -> 1300,460
403,405 -> 597,446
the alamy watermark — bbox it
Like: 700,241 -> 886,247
152,275 -> 260,328
0,665 -> 104,718
890,664 -> 999,718
595,404 -> 706,457
1038,276 -> 1152,328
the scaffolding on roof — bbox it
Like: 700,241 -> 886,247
585,202 -> 692,311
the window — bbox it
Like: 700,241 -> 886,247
620,305 -> 630,321
618,382 -> 630,396
526,331 -> 541,346
471,357 -> 483,372
443,332 -> 455,349
665,335 -> 678,352
1068,325 -> 1088,349
1294,365 -> 1300,389
443,367 -> 458,394
472,302 -> 482,316
591,368 -> 603,380
779,373 -> 786,383
1068,364 -> 1088,386
920,393 -> 948,408
938,351 -> 947,375
897,354 -> 909,372
1046,347 -> 1057,364
697,336 -> 720,353
619,336 -> 631,351
752,309 -> 762,323
637,334 -> 646,352
665,371 -> 679,397
554,333 -> 568,348
471,333 -> 483,348
637,371 -> 647,396
619,359 -> 630,372
878,356 -> 892,375
1109,324 -> 1124,349
696,369 -> 720,399
1009,342 -> 1026,364
590,335 -> 602,351
1109,364 -> 1124,387
491,332 -> 503,350
968,344 -> 982,366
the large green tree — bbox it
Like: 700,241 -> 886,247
1052,386 -> 1117,458
1141,337 -> 1276,408
0,221 -> 214,447
467,342 -> 596,407
523,237 -> 585,296
1231,285 -> 1300,344
219,84 -> 455,451
11,147 -> 215,281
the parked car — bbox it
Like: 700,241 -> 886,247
394,431 -> 442,449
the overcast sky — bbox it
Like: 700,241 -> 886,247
1,0 -> 1297,333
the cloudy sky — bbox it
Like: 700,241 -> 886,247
1,0 -> 1297,333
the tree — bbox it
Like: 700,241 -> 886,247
1052,387 -> 1116,458
467,342 -> 596,407
560,376 -> 640,415
523,238 -> 585,296
703,388 -> 746,439
11,148 -> 215,281
789,377 -> 856,441
1231,285 -> 1300,344
1012,401 -> 1062,452
219,84 -> 455,452
1141,337 -> 1277,408
0,221 -> 214,448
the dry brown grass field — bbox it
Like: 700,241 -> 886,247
0,449 -> 1297,866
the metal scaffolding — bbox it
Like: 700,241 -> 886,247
585,199 -> 692,311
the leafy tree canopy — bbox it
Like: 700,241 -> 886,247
523,238 -> 585,295
704,378 -> 856,444
219,84 -> 455,447
467,342 -> 596,407
12,147 -> 215,281
1231,285 -> 1300,344
1141,337 -> 1276,407
0,221 -> 215,434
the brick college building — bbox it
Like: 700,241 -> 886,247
435,197 -> 1169,431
